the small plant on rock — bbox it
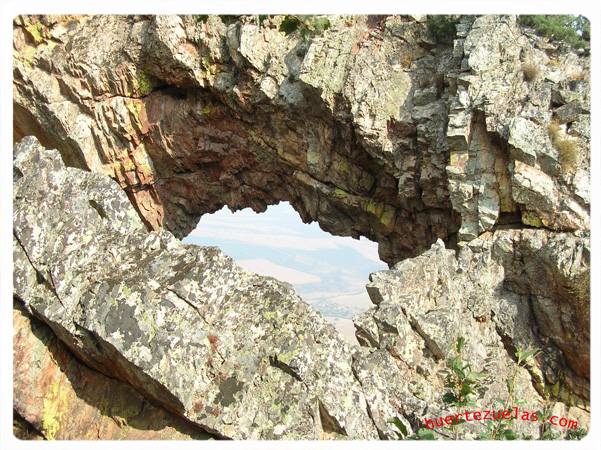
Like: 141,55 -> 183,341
566,427 -> 588,440
426,15 -> 459,43
388,339 -> 586,440
279,15 -> 331,40
483,345 -> 541,440
519,15 -> 590,49
522,62 -> 539,82
548,120 -> 579,175
441,336 -> 487,438
441,337 -> 487,407
390,337 -> 486,440
388,417 -> 436,440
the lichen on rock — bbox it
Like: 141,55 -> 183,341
12,13 -> 590,440
13,136 -> 380,439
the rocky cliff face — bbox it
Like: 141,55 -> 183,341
14,137 -> 380,439
14,15 -> 589,264
13,14 -> 589,440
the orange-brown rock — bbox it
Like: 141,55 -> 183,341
13,302 -> 212,440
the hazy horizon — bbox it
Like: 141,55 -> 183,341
183,201 -> 388,345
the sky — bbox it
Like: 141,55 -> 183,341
183,201 -> 388,345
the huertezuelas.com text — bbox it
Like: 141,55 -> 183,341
423,406 -> 579,430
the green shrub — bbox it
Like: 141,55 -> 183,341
441,337 -> 486,409
482,346 -> 541,440
426,15 -> 459,43
279,15 -> 302,35
388,418 -> 436,440
566,427 -> 588,440
279,15 -> 331,40
134,70 -> 155,97
389,338 -> 586,440
519,15 -> 590,49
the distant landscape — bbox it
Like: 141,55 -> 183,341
184,202 -> 387,344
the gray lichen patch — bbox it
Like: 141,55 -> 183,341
13,136 -> 379,439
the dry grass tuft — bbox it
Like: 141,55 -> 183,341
556,139 -> 578,175
548,120 -> 578,175
522,62 -> 539,82
547,121 -> 561,139
569,70 -> 587,81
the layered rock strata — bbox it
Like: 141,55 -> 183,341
14,15 -> 589,265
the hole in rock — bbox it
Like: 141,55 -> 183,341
183,201 -> 387,346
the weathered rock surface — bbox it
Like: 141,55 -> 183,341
13,301 -> 212,440
13,15 -> 589,265
12,135 -> 590,440
445,16 -> 589,241
13,137 -> 381,439
12,14 -> 590,440
354,233 -> 589,437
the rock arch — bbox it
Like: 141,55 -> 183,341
12,14 -> 591,439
